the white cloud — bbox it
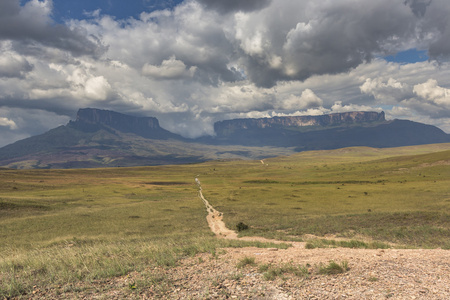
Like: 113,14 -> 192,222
0,51 -> 33,78
282,89 -> 323,110
84,76 -> 111,101
1,0 -> 450,147
142,56 -> 196,79
331,101 -> 381,113
413,79 -> 450,107
360,77 -> 412,102
0,117 -> 17,130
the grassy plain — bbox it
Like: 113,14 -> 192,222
200,144 -> 450,247
1,143 -> 449,297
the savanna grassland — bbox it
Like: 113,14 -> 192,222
199,144 -> 450,248
1,143 -> 449,298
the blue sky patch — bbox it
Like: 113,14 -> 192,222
49,0 -> 184,22
384,49 -> 429,64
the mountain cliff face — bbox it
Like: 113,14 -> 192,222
214,111 -> 385,136
71,108 -> 182,140
208,111 -> 450,149
76,108 -> 160,130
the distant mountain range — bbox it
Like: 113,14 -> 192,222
0,108 -> 449,169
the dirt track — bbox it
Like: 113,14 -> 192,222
196,177 -> 238,239
196,177 -> 296,246
25,176 -> 450,299
193,177 -> 450,299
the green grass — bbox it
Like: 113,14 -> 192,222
1,143 -> 449,297
318,261 -> 349,275
200,145 -> 450,248
305,239 -> 391,249
262,263 -> 310,281
0,164 -> 286,298
236,256 -> 256,268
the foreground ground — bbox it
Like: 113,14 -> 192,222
27,245 -> 450,299
26,178 -> 450,300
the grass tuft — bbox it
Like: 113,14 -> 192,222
236,256 -> 256,269
261,262 -> 309,281
305,239 -> 391,249
318,261 -> 349,275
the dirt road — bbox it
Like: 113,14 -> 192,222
193,177 -> 450,299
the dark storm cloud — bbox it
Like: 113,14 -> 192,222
236,1 -> 421,87
197,0 -> 271,13
0,96 -> 77,117
404,0 -> 432,17
0,0 -> 104,57
421,0 -> 450,60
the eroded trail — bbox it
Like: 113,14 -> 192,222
195,177 -> 300,246
189,178 -> 450,300
196,178 -> 238,239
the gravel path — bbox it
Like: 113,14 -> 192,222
31,246 -> 449,299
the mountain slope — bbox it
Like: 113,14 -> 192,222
0,108 -> 449,169
0,109 -> 295,168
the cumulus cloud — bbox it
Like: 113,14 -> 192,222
1,0 -> 450,146
84,76 -> 111,101
413,79 -> 450,107
0,51 -> 33,78
0,117 -> 17,130
229,0 -> 427,87
360,77 -> 413,102
331,101 -> 381,114
282,89 -> 323,110
0,0 -> 104,57
142,56 -> 196,79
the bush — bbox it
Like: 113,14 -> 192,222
236,222 -> 249,232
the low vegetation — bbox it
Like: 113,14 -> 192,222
238,257 -> 348,281
236,221 -> 249,232
236,256 -> 256,269
318,260 -> 349,275
1,143 -> 449,297
202,145 -> 450,249
261,262 -> 310,281
305,239 -> 391,249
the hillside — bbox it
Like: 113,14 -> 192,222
0,108 -> 449,168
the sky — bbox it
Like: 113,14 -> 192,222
1,0 -> 450,147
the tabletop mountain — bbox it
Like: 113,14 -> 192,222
208,111 -> 450,150
0,108 -> 449,168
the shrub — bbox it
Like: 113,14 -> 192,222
236,222 -> 249,232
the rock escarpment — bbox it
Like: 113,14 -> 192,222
76,108 -> 161,130
71,108 -> 182,140
214,111 -> 385,136
209,111 -> 449,149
